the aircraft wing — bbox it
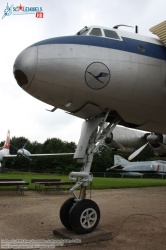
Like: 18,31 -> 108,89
107,164 -> 123,170
28,153 -> 74,157
3,153 -> 74,158
150,20 -> 166,46
3,155 -> 17,158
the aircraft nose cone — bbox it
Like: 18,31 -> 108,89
13,46 -> 37,87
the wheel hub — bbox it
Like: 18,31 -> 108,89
80,208 -> 97,229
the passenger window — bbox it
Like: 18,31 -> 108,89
89,28 -> 102,36
104,29 -> 120,39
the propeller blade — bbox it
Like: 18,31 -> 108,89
23,141 -> 29,149
159,142 -> 166,149
128,142 -> 149,161
22,153 -> 31,161
10,144 -> 18,151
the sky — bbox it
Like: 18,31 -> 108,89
0,0 -> 166,144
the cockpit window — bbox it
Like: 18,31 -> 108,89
104,29 -> 120,39
79,29 -> 90,36
77,26 -> 89,35
89,28 -> 102,36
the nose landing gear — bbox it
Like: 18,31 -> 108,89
59,111 -> 121,234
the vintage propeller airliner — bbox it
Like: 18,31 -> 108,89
0,130 -> 73,169
13,21 -> 166,234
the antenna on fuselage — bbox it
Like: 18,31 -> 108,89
135,25 -> 138,33
113,24 -> 138,33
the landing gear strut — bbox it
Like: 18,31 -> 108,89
59,111 -> 121,234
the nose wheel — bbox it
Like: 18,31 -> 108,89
60,199 -> 100,234
60,197 -> 75,230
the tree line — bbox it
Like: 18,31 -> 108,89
0,136 -> 156,173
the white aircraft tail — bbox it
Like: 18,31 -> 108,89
2,130 -> 10,153
114,155 -> 129,166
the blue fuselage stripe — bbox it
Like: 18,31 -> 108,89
32,35 -> 166,61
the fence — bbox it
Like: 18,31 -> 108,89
2,169 -> 166,179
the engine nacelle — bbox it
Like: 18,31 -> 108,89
145,133 -> 163,147
145,133 -> 166,157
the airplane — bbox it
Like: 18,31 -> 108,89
0,130 -> 74,169
13,20 -> 166,234
108,155 -> 166,177
108,125 -> 166,160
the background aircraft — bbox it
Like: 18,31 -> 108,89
109,155 -> 166,174
13,21 -> 166,234
0,130 -> 74,169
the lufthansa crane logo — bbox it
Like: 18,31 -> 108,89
85,62 -> 111,90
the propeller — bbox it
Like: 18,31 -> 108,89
128,133 -> 166,161
128,142 -> 149,161
11,141 -> 31,164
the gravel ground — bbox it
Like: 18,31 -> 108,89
0,187 -> 166,250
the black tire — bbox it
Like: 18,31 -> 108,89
69,199 -> 100,234
59,197 -> 75,230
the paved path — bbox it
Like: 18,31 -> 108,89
0,187 -> 166,249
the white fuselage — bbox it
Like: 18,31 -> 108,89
0,148 -> 9,161
122,161 -> 166,173
13,26 -> 166,135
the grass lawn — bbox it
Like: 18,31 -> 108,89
0,172 -> 166,190
92,177 -> 166,189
